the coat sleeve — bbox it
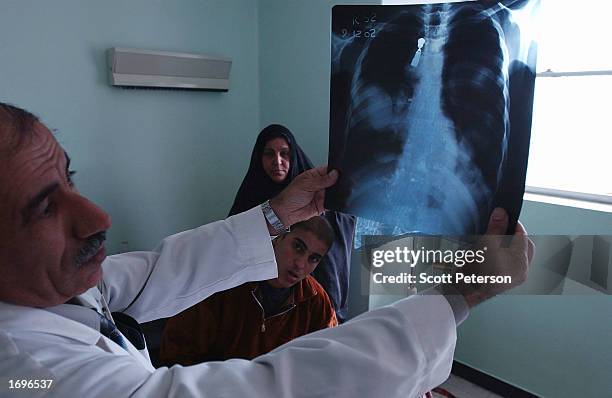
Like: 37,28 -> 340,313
159,297 -> 219,366
15,292 -> 457,398
100,206 -> 278,323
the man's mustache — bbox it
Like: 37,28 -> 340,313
75,231 -> 107,266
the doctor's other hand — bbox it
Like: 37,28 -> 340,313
456,208 -> 535,308
269,166 -> 339,228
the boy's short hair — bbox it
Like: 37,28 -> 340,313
290,215 -> 335,252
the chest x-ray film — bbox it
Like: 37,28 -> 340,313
326,0 -> 539,236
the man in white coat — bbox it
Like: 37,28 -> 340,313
0,102 -> 533,397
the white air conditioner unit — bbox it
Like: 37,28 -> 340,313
107,47 -> 232,91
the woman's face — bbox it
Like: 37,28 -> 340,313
262,137 -> 291,183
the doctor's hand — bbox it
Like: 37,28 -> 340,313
269,166 -> 339,228
454,208 -> 535,308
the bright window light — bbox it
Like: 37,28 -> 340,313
527,0 -> 612,201
535,0 -> 612,73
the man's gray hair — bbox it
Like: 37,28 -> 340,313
0,102 -> 40,159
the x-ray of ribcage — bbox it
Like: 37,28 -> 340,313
326,0 -> 539,236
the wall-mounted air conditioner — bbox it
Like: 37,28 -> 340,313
107,48 -> 232,91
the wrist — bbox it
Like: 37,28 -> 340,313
268,197 -> 291,227
453,280 -> 487,308
431,285 -> 470,325
261,199 -> 289,235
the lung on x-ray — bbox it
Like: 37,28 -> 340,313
326,0 -> 539,236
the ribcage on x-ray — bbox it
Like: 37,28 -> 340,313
328,1 -> 537,235
441,2 -> 509,231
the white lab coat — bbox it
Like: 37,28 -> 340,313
0,207 -> 457,398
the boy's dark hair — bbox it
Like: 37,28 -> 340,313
290,216 -> 335,252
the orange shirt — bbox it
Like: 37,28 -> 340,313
160,276 -> 337,365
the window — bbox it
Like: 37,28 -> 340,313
526,0 -> 612,204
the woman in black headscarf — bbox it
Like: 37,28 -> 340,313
228,124 -> 313,214
229,124 -> 356,323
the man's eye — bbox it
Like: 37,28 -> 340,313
40,200 -> 56,218
67,170 -> 76,187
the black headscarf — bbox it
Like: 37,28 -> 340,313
228,124 -> 314,215
229,124 -> 356,323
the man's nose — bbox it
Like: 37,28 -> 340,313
70,193 -> 112,239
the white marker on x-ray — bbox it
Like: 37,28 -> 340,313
410,38 -> 426,67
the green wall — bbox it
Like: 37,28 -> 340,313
0,0 -> 261,253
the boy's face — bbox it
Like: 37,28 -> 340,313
269,228 -> 329,288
